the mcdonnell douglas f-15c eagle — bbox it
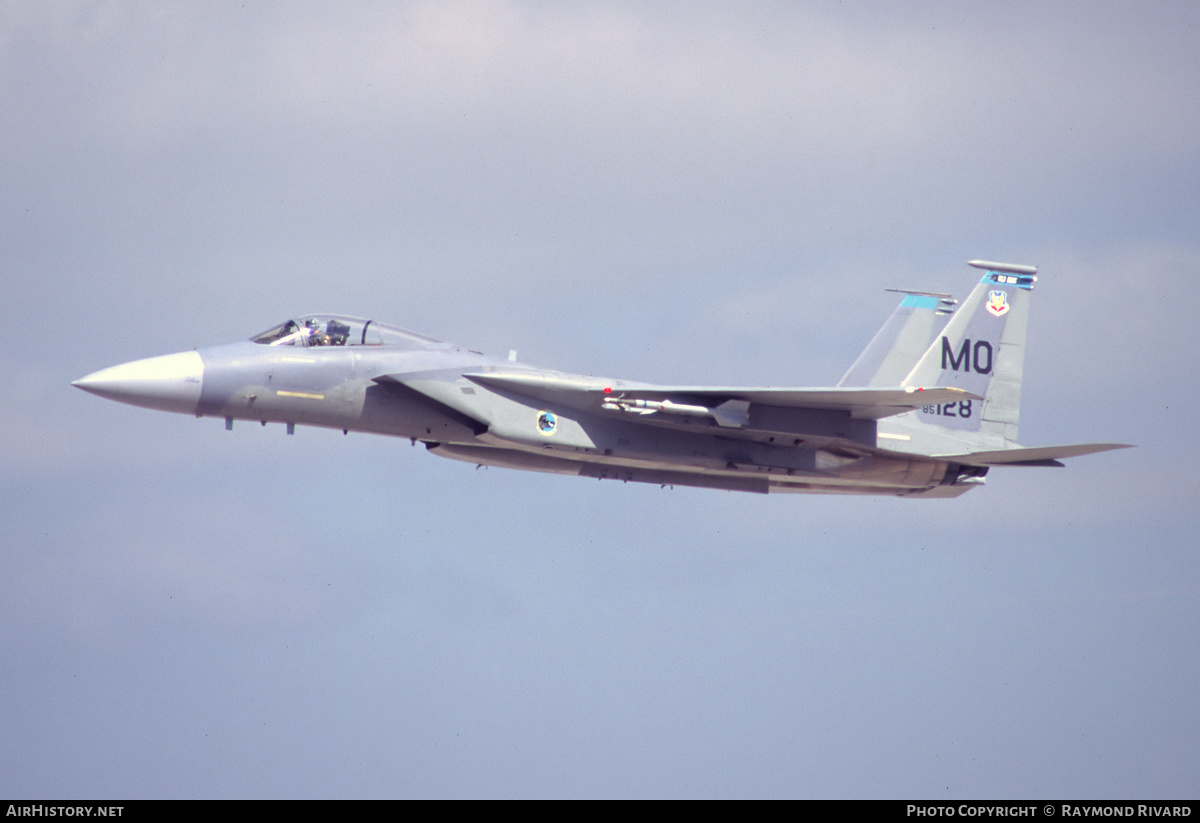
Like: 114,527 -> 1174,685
74,261 -> 1128,497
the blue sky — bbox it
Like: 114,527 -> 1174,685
2,1 -> 1197,798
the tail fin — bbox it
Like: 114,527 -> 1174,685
838,290 -> 957,387
880,260 -> 1038,454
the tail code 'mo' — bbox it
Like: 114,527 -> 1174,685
940,337 -> 994,375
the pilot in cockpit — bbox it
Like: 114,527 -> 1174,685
304,318 -> 329,346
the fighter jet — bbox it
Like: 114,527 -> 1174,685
73,260 -> 1128,497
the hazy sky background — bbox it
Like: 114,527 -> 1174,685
2,1 -> 1197,798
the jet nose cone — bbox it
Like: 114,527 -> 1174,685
73,350 -> 204,415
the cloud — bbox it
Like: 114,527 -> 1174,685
15,3 -> 1198,181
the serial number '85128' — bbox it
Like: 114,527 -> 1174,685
922,400 -> 973,418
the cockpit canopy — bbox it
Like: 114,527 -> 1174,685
251,315 -> 438,348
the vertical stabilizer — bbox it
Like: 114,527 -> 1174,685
838,290 -> 956,387
880,261 -> 1038,455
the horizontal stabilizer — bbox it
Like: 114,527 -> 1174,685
938,442 -> 1132,467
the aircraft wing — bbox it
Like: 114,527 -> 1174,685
463,372 -> 980,421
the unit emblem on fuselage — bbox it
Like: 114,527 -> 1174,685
536,410 -> 557,435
